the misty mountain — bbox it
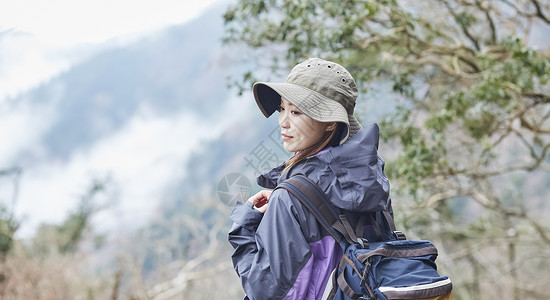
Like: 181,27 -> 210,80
1,2 -> 274,241
13,4 -> 234,161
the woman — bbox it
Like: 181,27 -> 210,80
229,58 -> 393,300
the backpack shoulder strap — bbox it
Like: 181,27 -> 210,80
276,175 -> 361,245
381,209 -> 407,240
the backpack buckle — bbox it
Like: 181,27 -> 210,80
356,238 -> 369,249
393,231 -> 407,240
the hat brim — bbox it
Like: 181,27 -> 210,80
253,82 -> 361,144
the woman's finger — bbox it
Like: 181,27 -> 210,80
248,190 -> 272,205
247,190 -> 273,213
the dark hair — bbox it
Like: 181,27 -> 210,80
282,123 -> 344,174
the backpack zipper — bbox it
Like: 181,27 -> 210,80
360,259 -> 375,298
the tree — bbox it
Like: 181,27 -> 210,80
223,0 -> 550,299
0,175 -> 115,299
0,168 -> 22,260
137,195 -> 242,300
31,176 -> 110,255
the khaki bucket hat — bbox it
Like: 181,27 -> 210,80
253,58 -> 361,145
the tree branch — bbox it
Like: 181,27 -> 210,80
531,0 -> 550,24
505,210 -> 550,245
476,0 -> 497,45
425,189 -> 460,207
501,0 -> 550,24
407,35 -> 480,72
520,116 -> 550,134
470,191 -> 550,245
524,92 -> 550,105
443,0 -> 481,51
146,203 -> 231,300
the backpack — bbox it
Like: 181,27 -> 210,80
276,175 -> 452,300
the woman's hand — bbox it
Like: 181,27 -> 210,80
248,190 -> 272,213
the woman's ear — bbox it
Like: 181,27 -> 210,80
326,122 -> 338,131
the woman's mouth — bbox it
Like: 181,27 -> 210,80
281,133 -> 293,142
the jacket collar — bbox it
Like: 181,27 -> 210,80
255,124 -> 391,212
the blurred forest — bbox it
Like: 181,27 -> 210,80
1,0 -> 549,299
224,0 -> 550,299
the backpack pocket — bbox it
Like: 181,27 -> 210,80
344,240 -> 452,300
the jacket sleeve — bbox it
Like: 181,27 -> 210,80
228,189 -> 313,300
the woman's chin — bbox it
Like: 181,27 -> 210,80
283,142 -> 307,153
283,142 -> 297,153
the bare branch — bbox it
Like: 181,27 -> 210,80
504,210 -> 550,245
476,0 -> 497,45
381,51 -> 481,78
360,26 -> 406,49
501,0 -> 550,24
425,189 -> 459,207
470,191 -> 550,245
442,0 -> 481,51
520,116 -> 550,134
524,92 -> 550,105
111,269 -> 122,300
406,34 -> 480,72
360,16 -> 481,75
146,202 -> 232,300
147,261 -> 232,300
531,0 -> 550,24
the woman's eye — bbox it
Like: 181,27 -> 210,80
277,105 -> 301,115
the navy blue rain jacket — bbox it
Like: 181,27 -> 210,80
229,123 -> 393,300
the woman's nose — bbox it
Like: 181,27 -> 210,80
279,112 -> 290,129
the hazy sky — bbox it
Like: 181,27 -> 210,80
0,0 -> 220,102
0,0 -> 230,238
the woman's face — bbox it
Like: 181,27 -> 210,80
277,97 -> 333,153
